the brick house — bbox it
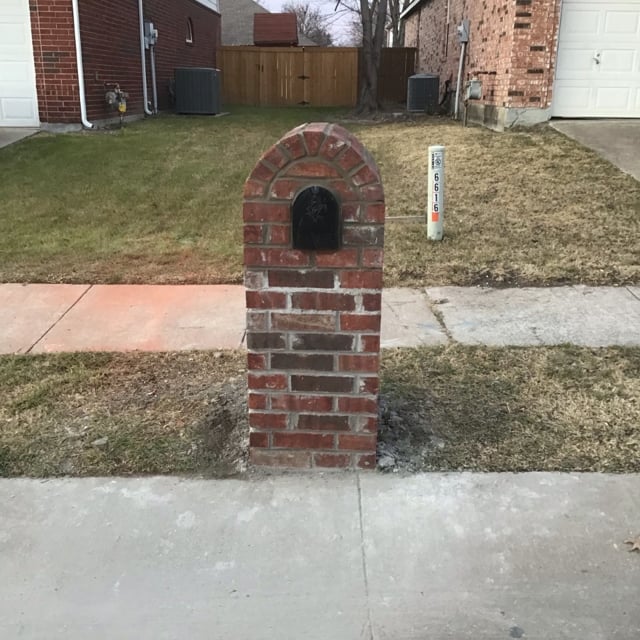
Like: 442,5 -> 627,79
401,0 -> 640,130
0,0 -> 221,129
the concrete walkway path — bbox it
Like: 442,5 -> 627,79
1,283 -> 639,354
0,127 -> 39,150
1,473 -> 639,639
551,120 -> 640,181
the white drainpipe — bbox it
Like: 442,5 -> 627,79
138,0 -> 153,116
454,41 -> 467,120
71,0 -> 94,129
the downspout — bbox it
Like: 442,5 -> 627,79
138,0 -> 153,116
150,43 -> 158,114
454,41 -> 466,119
71,0 -> 93,129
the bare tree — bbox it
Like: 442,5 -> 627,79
283,1 -> 334,46
335,0 -> 389,113
341,0 -> 407,47
388,0 -> 407,47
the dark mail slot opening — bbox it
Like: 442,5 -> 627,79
291,186 -> 341,251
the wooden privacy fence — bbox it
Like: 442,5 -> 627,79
219,46 -> 359,107
219,46 -> 416,108
377,47 -> 416,104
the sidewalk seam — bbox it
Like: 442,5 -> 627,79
26,285 -> 93,354
423,288 -> 454,343
357,473 -> 375,640
627,286 -> 640,302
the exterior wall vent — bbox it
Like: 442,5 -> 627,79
407,73 -> 439,113
175,67 -> 221,115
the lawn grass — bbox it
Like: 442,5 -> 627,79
1,346 -> 638,477
0,108 -> 638,286
0,107 -> 344,285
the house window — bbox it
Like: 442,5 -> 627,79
186,18 -> 194,44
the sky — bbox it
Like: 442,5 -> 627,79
258,0 -> 353,44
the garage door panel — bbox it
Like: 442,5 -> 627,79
553,86 -> 591,110
553,0 -> 640,118
1,98 -> 37,121
594,87 -> 631,109
605,11 -> 640,34
0,22 -> 30,47
562,10 -> 600,37
0,0 -> 39,127
555,48 -> 598,76
0,61 -> 33,86
600,49 -> 636,72
2,0 -> 29,17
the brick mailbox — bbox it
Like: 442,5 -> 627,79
243,123 -> 385,470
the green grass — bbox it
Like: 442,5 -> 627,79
1,347 -> 638,476
1,107 -> 638,286
0,107 -> 344,284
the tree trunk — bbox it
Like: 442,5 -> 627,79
357,0 -> 388,114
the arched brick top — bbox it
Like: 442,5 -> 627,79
243,123 -> 384,208
242,123 -> 385,471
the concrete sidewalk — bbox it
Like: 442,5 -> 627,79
1,473 -> 639,639
1,283 -> 639,354
551,120 -> 640,182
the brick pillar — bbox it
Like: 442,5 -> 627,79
243,123 -> 385,470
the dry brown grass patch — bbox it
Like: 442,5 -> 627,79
1,346 -> 638,476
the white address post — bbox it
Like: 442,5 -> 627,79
427,145 -> 445,241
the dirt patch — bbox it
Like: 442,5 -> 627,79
0,351 -> 248,477
1,346 -> 639,477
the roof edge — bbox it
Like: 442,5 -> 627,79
400,0 -> 426,20
193,0 -> 220,14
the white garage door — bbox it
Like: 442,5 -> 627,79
0,0 -> 39,127
552,0 -> 640,118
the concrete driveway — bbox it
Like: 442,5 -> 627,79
0,127 -> 39,149
551,119 -> 640,181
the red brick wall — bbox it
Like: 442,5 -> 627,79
142,0 -> 221,112
79,0 -> 143,121
30,0 -> 80,123
30,0 -> 221,125
403,0 -> 561,111
244,124 -> 385,470
507,0 -> 562,109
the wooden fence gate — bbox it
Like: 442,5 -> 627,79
219,46 -> 360,107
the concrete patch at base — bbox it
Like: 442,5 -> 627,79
426,285 -> 640,346
381,287 -> 448,348
32,285 -> 246,353
0,283 -> 89,354
359,473 -> 640,640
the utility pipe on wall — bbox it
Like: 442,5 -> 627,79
150,44 -> 158,114
454,41 -> 466,120
138,0 -> 153,116
71,0 -> 93,129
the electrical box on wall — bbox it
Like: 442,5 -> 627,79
144,21 -> 158,48
457,19 -> 470,43
465,77 -> 482,100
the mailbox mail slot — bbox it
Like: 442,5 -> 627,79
291,186 -> 340,251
